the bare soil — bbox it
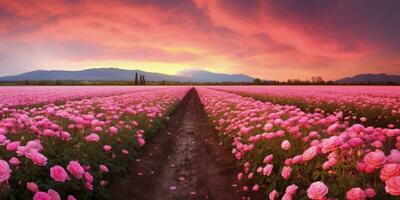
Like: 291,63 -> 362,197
110,88 -> 264,200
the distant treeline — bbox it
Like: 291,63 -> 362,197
0,79 -> 399,86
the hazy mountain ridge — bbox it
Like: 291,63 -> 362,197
336,73 -> 400,84
0,68 -> 256,83
177,69 -> 255,82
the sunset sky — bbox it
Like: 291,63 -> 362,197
0,0 -> 399,81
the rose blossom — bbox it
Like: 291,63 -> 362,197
27,151 -> 48,166
321,136 -> 341,153
0,160 -> 11,183
6,141 -> 20,151
33,192 -> 51,200
48,189 -> 61,200
388,150 -> 400,163
103,145 -> 112,152
84,172 -> 94,183
364,188 -> 376,198
385,176 -> 400,196
9,157 -> 20,166
281,140 -> 291,151
269,190 -> 278,200
363,149 -> 386,171
302,146 -> 318,161
346,187 -> 365,200
263,154 -> 273,164
281,166 -> 292,180
109,126 -> 118,134
307,181 -> 328,200
27,182 -> 39,193
263,164 -> 273,176
67,160 -> 84,179
68,195 -> 77,200
99,164 -> 109,173
380,163 -> 400,181
285,184 -> 298,195
50,165 -> 68,182
85,133 -> 100,142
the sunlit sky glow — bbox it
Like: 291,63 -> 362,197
1,0 -> 399,80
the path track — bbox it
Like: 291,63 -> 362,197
110,88 -> 263,200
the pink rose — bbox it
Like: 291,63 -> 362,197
364,188 -> 376,198
388,150 -> 400,163
385,176 -> 400,196
307,181 -> 329,200
67,195 -> 77,200
27,182 -> 39,193
100,180 -> 108,187
281,166 -> 292,180
67,160 -> 84,179
327,123 -> 338,134
6,141 -> 20,151
281,140 -> 291,151
321,136 -> 341,153
348,137 -> 363,147
33,192 -> 51,200
86,182 -> 94,190
50,165 -> 68,182
269,190 -> 279,200
122,149 -> 129,154
103,145 -> 112,152
84,172 -> 94,182
363,149 -> 386,172
285,184 -> 298,195
237,173 -> 243,180
302,146 -> 318,161
138,138 -> 145,146
99,164 -> 109,173
263,154 -> 273,164
380,163 -> 400,181
109,126 -> 118,134
27,151 -> 48,166
0,160 -> 11,183
282,193 -> 293,200
346,187 -> 365,200
85,133 -> 100,142
252,184 -> 259,191
48,189 -> 61,200
9,157 -> 20,166
263,164 -> 273,176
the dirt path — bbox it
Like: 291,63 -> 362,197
110,88 -> 263,200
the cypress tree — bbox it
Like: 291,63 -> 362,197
134,72 -> 138,85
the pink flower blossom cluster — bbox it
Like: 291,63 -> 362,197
198,87 -> 400,199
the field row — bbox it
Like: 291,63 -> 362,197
0,86 -> 171,108
198,87 -> 400,199
0,87 -> 190,199
208,86 -> 400,128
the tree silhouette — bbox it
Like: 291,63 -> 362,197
134,72 -> 138,85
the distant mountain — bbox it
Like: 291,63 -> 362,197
0,68 -> 189,82
0,68 -> 256,83
177,69 -> 255,82
336,73 -> 400,84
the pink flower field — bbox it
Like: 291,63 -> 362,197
1,86 -> 400,199
0,86 -> 190,199
198,86 -> 400,199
